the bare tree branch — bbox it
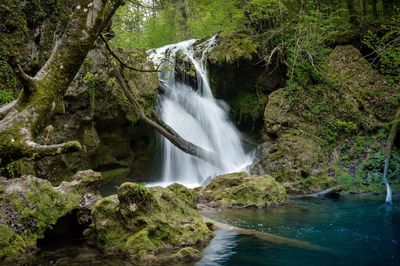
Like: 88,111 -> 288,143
100,34 -> 159,72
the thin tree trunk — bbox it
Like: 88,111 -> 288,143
372,0 -> 378,18
361,0 -> 367,17
383,109 -> 400,193
347,0 -> 356,24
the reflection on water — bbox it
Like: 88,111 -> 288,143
197,230 -> 238,266
199,195 -> 400,266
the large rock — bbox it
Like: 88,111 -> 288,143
86,182 -> 212,264
199,172 -> 287,208
0,170 -> 102,263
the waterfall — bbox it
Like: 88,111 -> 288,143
383,158 -> 393,204
148,37 -> 253,188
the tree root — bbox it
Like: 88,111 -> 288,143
0,100 -> 17,120
21,128 -> 82,158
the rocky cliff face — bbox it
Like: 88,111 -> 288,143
206,34 -> 286,135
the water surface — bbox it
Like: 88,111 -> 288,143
198,195 -> 400,266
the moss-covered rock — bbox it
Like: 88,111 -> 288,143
87,182 -> 212,264
0,170 -> 103,263
167,183 -> 197,209
0,176 -> 79,263
199,172 -> 287,208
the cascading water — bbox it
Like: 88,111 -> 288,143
149,37 -> 253,187
383,158 -> 393,204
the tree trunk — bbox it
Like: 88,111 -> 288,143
361,0 -> 367,17
347,0 -> 356,24
0,0 -> 124,169
203,216 -> 330,252
372,0 -> 378,18
383,109 -> 400,181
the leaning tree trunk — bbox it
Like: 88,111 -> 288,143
382,108 -> 400,202
0,0 -> 124,168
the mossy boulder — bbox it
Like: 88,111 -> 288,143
167,183 -> 197,209
87,182 -> 212,264
0,170 -> 103,263
0,176 -> 80,263
199,172 -> 287,208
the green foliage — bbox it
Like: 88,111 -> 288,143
335,120 -> 358,133
111,0 -> 245,49
230,91 -> 267,125
245,0 -> 287,32
362,13 -> 400,86
0,90 -> 14,105
83,71 -> 100,116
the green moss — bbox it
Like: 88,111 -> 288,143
0,176 -> 80,262
89,183 -> 212,261
258,45 -> 399,193
200,172 -> 287,208
100,167 -> 130,182
125,229 -> 157,254
167,183 -> 197,209
0,224 -> 26,260
208,34 -> 259,64
174,247 -> 201,262
230,91 -> 268,126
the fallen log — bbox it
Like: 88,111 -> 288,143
203,216 -> 330,252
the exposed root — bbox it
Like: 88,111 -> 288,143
21,128 -> 82,158
0,100 -> 17,120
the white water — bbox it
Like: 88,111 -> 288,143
148,37 -> 253,188
383,158 -> 393,204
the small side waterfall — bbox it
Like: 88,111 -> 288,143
149,37 -> 253,187
383,158 -> 393,204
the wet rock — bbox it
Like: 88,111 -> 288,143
198,172 -> 287,208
